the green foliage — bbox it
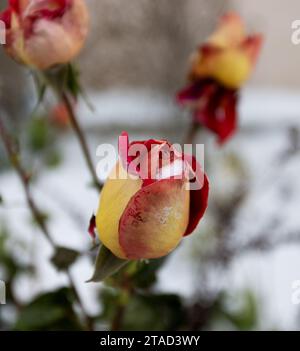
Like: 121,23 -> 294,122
51,247 -> 80,272
44,149 -> 62,168
26,116 -> 63,168
14,288 -> 83,331
0,226 -> 31,280
107,259 -> 166,290
65,64 -> 81,100
27,117 -> 53,152
39,63 -> 82,100
122,293 -> 184,331
224,291 -> 258,330
87,245 -> 129,282
97,258 -> 185,331
212,290 -> 258,330
100,288 -> 184,331
31,72 -> 47,115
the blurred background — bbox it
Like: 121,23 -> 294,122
1,0 -> 300,330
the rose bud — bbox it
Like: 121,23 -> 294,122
177,12 -> 263,144
95,132 -> 209,260
0,0 -> 89,70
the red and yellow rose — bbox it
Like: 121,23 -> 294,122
95,132 -> 209,260
177,12 -> 263,144
0,0 -> 89,70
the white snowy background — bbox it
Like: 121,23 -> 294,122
1,86 -> 300,330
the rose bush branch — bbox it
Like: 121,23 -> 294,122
36,64 -> 103,192
183,120 -> 200,145
0,116 -> 94,331
62,91 -> 102,191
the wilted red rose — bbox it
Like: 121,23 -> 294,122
95,132 -> 209,260
0,0 -> 89,70
177,12 -> 263,144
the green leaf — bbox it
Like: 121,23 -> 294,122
0,227 -> 27,279
131,258 -> 166,289
27,117 -> 53,152
106,259 -> 166,289
30,210 -> 49,228
41,64 -> 93,109
99,290 -> 184,331
51,247 -> 80,271
14,288 -> 82,331
122,293 -> 184,331
30,70 -> 48,115
65,63 -> 81,99
223,290 -> 258,330
87,245 -> 129,283
45,149 -> 62,168
211,290 -> 258,331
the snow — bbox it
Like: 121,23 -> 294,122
1,87 -> 300,329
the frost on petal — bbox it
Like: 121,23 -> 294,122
119,179 -> 190,259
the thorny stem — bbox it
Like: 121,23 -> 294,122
0,117 -> 94,331
61,92 -> 103,192
36,68 -> 102,192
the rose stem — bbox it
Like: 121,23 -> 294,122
184,120 -> 200,145
62,92 -> 103,192
0,117 -> 94,331
110,272 -> 134,331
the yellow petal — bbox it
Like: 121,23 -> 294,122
9,13 -> 32,66
191,48 -> 251,89
210,50 -> 252,88
96,162 -> 142,259
208,12 -> 245,48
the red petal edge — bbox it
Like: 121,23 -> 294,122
184,153 -> 209,236
177,80 -> 238,145
88,214 -> 96,240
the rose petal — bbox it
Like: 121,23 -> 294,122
240,34 -> 263,65
208,12 -> 245,48
184,154 -> 209,236
119,179 -> 190,259
96,162 -> 142,259
196,86 -> 238,144
184,12 -> 263,89
28,0 -> 71,20
88,214 -> 96,239
1,0 -> 89,69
